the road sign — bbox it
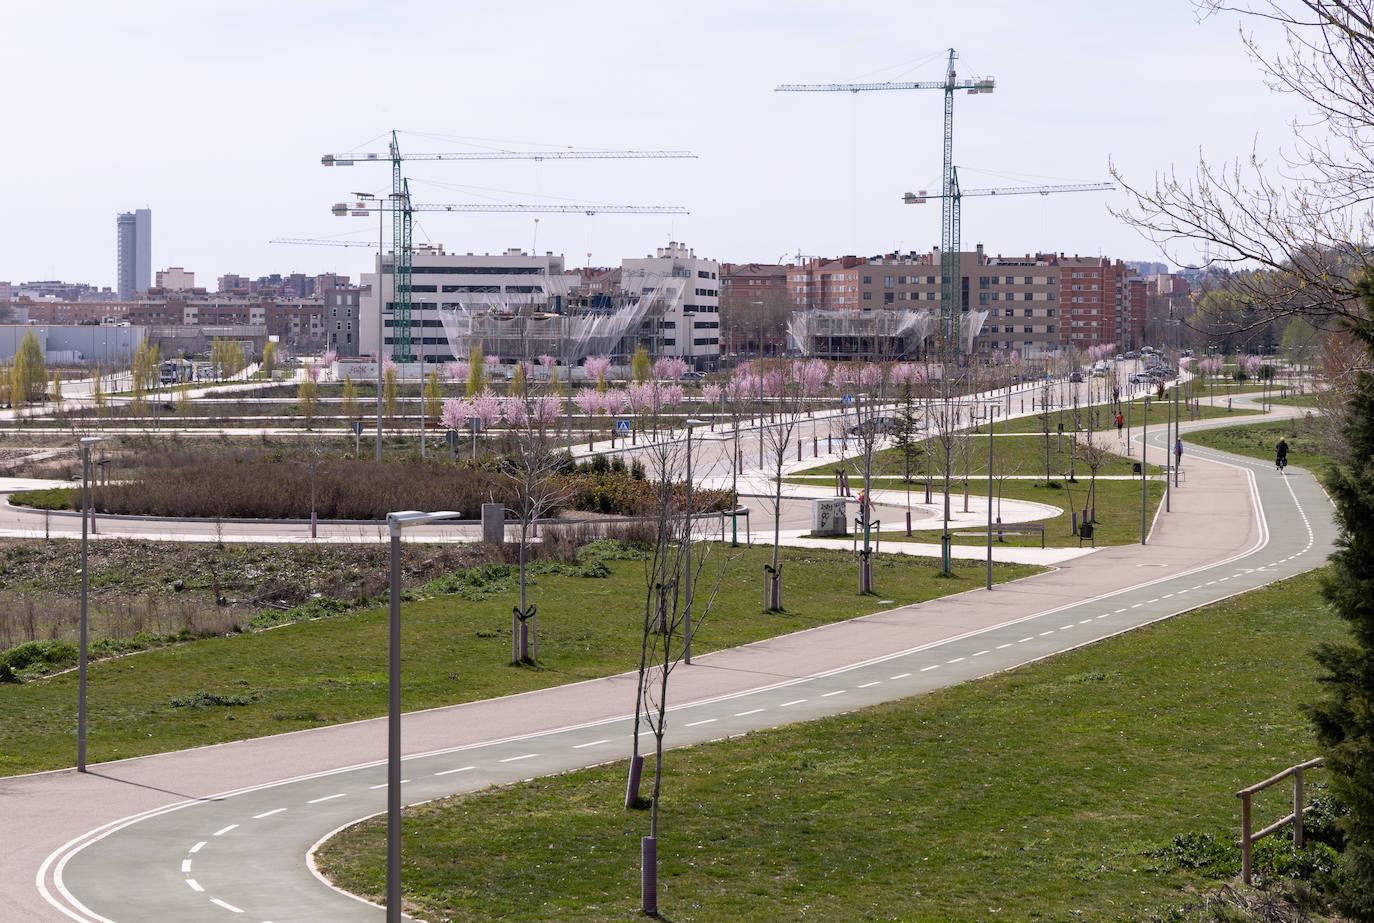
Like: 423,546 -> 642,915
842,394 -> 854,405
615,419 -> 633,435
446,429 -> 459,448
351,420 -> 364,436
468,417 -> 481,432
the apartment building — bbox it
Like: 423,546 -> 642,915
720,262 -> 792,356
621,241 -> 722,368
787,257 -> 864,310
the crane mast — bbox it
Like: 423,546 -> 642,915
777,48 -> 994,358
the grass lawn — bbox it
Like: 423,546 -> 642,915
797,432 -> 1160,480
0,544 -> 1038,776
996,396 -> 1259,434
877,475 -> 1167,548
315,569 -> 1342,923
1186,420 -> 1334,473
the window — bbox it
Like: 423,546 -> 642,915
862,275 -> 873,285
1023,326 -> 1033,333
988,324 -> 999,333
1004,308 -> 1014,317
883,292 -> 894,304
991,292 -> 1000,301
693,337 -> 718,346
979,293 -> 989,305
883,276 -> 894,288
1024,293 -> 1033,301
1023,308 -> 1033,316
897,276 -> 906,284
863,292 -> 873,301
659,320 -> 676,329
979,276 -> 990,289
1023,276 -> 1033,285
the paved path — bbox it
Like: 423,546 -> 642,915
5,400 -> 1336,922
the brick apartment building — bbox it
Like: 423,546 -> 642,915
788,247 -> 1146,359
720,262 -> 792,356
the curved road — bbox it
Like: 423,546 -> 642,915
3,396 -> 1335,922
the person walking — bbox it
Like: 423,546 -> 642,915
1276,437 -> 1289,471
1115,411 -> 1124,437
1174,436 -> 1184,471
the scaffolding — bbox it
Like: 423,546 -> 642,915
787,308 -> 986,360
435,272 -> 674,367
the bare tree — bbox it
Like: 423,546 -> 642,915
622,433 -> 727,917
1113,1 -> 1373,350
503,394 -> 572,664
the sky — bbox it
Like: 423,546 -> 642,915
1,0 -> 1307,289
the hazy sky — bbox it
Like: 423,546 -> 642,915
2,0 -> 1303,288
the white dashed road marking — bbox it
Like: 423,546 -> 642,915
821,690 -> 846,697
859,681 -> 881,687
209,897 -> 243,913
252,809 -> 285,819
190,842 -> 206,854
890,672 -> 911,680
186,879 -> 204,892
572,740 -> 608,749
734,708 -> 764,717
499,753 -> 538,763
306,793 -> 346,804
181,859 -> 192,873
684,718 -> 717,727
780,699 -> 807,707
435,766 -> 476,775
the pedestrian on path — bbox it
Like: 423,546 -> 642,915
1115,411 -> 1124,436
1174,437 -> 1184,470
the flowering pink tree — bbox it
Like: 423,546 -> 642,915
701,382 -> 722,406
320,349 -> 339,370
530,394 -> 561,425
503,397 -> 529,428
584,355 -> 611,391
304,361 -> 321,383
661,383 -> 685,410
653,356 -> 689,381
470,391 -> 503,430
830,363 -> 855,393
440,397 -> 470,431
445,361 -> 469,384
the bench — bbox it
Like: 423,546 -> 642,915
952,522 -> 1046,549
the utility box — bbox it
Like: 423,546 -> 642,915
812,498 -> 849,537
481,502 -> 505,545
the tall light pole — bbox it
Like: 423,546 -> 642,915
342,191 -> 389,462
384,509 -> 461,923
683,419 -> 705,665
985,404 -> 998,591
1140,397 -> 1150,545
77,435 -> 103,772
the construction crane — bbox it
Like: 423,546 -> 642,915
332,202 -> 688,216
901,173 -> 1115,303
778,48 -> 994,354
323,131 -> 694,364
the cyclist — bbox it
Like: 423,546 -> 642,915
1276,438 -> 1289,471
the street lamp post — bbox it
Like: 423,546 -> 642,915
385,509 -> 461,923
986,405 -> 998,591
77,435 -> 103,773
1140,397 -> 1150,545
683,419 -> 705,665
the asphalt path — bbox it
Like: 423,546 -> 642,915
10,396 -> 1336,923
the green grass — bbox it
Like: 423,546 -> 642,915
996,396 -> 1259,434
1186,420 -> 1334,473
315,569 -> 1342,923
798,432 -> 1160,480
7,486 -> 76,510
874,475 -> 1167,548
0,544 -> 1038,776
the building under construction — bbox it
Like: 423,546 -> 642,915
359,243 -> 722,373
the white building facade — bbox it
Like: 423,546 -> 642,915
621,241 -> 721,369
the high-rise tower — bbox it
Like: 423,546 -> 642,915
116,209 -> 151,300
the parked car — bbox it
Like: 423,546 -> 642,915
848,416 -> 898,436
1125,350 -> 1139,359
1069,371 -> 1085,383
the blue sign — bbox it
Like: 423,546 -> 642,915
615,419 -> 633,434
842,394 -> 854,405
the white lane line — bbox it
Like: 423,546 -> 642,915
1130,603 -> 1144,609
996,643 -> 1012,649
734,708 -> 765,717
307,793 -> 346,804
252,808 -> 286,819
946,657 -> 966,664
684,718 -> 717,727
820,690 -> 846,697
435,766 -> 476,775
1162,593 -> 1175,599
1191,585 -> 1203,590
213,824 -> 237,837
1206,580 -> 1217,585
181,859 -> 192,873
1038,630 -> 1055,637
190,841 -> 206,854
780,699 -> 807,707
499,753 -> 539,763
209,897 -> 244,913
186,879 -> 204,892
1147,598 -> 1160,604
367,780 -> 410,789
1115,607 -> 1128,613
859,681 -> 882,687
1096,614 -> 1110,619
890,672 -> 912,680
1079,619 -> 1094,625
572,739 -> 609,749
971,651 -> 990,658
1018,637 -> 1034,643
920,664 -> 940,672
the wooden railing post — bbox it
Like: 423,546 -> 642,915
1240,792 -> 1253,885
1293,767 -> 1305,849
